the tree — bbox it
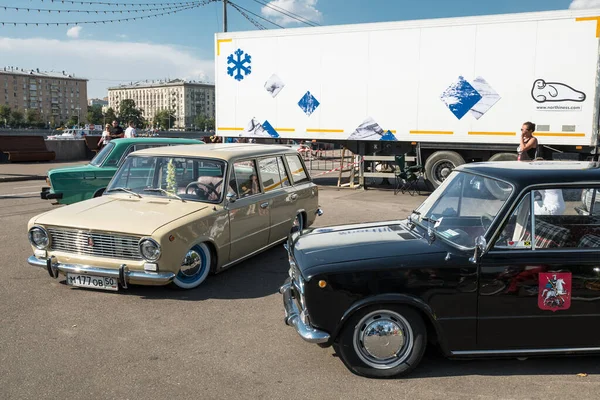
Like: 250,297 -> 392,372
153,109 -> 175,130
117,99 -> 145,128
66,115 -> 79,128
26,109 -> 42,127
104,107 -> 117,125
194,114 -> 215,132
10,110 -> 23,127
0,105 -> 10,127
86,105 -> 104,125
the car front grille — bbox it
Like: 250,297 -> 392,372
47,227 -> 142,261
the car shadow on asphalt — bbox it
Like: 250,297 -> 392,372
407,347 -> 600,378
112,244 -> 291,301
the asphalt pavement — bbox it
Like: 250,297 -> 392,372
1,178 -> 599,400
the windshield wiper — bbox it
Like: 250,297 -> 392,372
143,187 -> 185,202
105,187 -> 141,198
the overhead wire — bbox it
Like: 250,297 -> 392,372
0,1 -> 214,26
248,0 -> 320,27
228,2 -> 267,30
29,0 -> 198,7
2,3 -> 201,14
228,1 -> 284,29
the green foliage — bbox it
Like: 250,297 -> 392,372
166,159 -> 177,195
66,115 -> 79,128
194,114 -> 215,131
104,107 -> 117,124
153,109 -> 175,130
86,105 -> 104,125
10,110 -> 23,127
117,99 -> 145,128
0,105 -> 10,126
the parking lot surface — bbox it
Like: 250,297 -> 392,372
1,178 -> 600,400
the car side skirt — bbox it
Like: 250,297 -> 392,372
451,347 -> 600,357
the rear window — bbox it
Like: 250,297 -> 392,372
285,154 -> 309,184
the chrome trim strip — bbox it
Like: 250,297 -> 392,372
220,238 -> 285,271
280,280 -> 330,344
27,256 -> 174,285
451,347 -> 600,356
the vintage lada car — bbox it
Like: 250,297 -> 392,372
281,161 -> 600,378
28,143 -> 321,291
41,137 -> 202,204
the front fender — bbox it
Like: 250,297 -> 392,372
330,293 -> 449,354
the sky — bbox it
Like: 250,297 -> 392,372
0,0 -> 597,98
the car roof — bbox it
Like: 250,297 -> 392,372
458,161 -> 600,187
110,138 -> 203,146
129,143 -> 298,160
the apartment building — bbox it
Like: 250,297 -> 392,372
1,66 -> 88,125
108,79 -> 215,128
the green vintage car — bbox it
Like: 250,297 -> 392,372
41,138 -> 203,205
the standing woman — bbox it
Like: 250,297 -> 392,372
518,121 -> 538,161
98,123 -> 111,150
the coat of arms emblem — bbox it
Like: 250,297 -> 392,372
538,272 -> 571,311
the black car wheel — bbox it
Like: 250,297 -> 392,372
334,305 -> 427,378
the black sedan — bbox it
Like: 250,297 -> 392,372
280,161 -> 600,378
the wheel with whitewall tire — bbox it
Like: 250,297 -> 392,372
334,305 -> 427,378
171,243 -> 211,290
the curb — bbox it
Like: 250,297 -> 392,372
0,175 -> 46,183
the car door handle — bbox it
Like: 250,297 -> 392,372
260,202 -> 269,209
290,194 -> 298,200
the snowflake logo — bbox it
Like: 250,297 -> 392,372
227,48 -> 252,81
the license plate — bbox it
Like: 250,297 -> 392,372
66,273 -> 119,291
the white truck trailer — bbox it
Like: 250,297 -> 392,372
215,8 -> 600,187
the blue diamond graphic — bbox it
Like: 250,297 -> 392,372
298,91 -> 320,116
440,77 -> 482,120
380,130 -> 397,141
261,120 -> 280,138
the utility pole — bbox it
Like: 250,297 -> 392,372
223,0 -> 228,32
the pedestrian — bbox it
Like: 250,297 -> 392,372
97,123 -> 112,149
124,121 -> 137,138
109,120 -> 124,139
517,121 -> 538,161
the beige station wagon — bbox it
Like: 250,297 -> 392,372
27,143 -> 322,291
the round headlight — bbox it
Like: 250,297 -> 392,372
28,226 -> 50,249
139,238 -> 161,261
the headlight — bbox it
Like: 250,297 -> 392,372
139,238 -> 161,261
28,226 -> 50,249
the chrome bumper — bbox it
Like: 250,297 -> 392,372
27,255 -> 175,288
279,279 -> 330,344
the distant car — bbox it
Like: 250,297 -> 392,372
281,161 -> 600,378
28,143 -> 322,291
41,138 -> 202,205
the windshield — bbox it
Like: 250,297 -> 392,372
90,142 -> 114,167
107,156 -> 228,203
412,171 -> 512,248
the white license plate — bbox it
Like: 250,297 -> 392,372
66,273 -> 119,291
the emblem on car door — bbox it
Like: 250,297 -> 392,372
538,272 -> 571,311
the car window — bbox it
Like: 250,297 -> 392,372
277,156 -> 291,187
494,193 -> 532,250
258,157 -> 288,192
285,154 -> 309,184
90,142 -> 114,167
494,187 -> 600,250
233,160 -> 260,198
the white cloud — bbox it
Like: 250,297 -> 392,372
0,37 -> 213,98
569,0 -> 600,8
117,34 -> 128,39
66,26 -> 83,39
261,0 -> 322,26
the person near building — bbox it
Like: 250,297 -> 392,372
97,123 -> 112,149
109,120 -> 124,139
124,121 -> 137,138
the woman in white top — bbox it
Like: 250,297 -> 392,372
98,124 -> 111,149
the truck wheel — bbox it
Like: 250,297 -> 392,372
334,305 -> 427,378
484,153 -> 518,199
424,151 -> 465,189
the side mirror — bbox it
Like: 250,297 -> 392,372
226,193 -> 237,205
469,236 -> 487,264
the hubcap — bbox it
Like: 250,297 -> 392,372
354,310 -> 413,369
433,160 -> 455,183
180,250 -> 202,278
